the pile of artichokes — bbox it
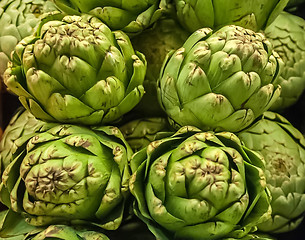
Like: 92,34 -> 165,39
1,0 -> 305,239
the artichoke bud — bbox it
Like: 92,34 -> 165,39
237,111 -> 305,233
130,127 -> 271,240
159,25 -> 282,132
0,122 -> 133,230
4,14 -> 146,125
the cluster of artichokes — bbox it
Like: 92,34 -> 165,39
1,0 -> 305,239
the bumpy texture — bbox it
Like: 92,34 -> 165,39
0,124 -> 132,230
51,0 -> 170,35
237,111 -> 305,233
4,13 -> 147,125
0,0 -> 58,81
265,11 -> 305,111
130,126 -> 271,240
158,25 -> 283,132
173,0 -> 289,32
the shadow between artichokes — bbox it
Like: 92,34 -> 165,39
237,111 -> 305,233
129,126 -> 272,240
158,25 -> 283,132
0,123 -> 133,230
4,13 -> 147,125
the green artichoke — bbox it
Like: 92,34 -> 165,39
237,111 -> 305,233
131,18 -> 190,117
4,13 -> 146,125
264,11 -> 305,111
0,209 -> 110,239
158,25 -> 283,132
173,0 -> 289,33
0,124 -> 132,230
51,0 -> 170,35
0,107 -> 57,176
119,117 -> 172,152
0,0 -> 58,81
130,126 -> 272,240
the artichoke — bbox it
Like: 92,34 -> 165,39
51,0 -> 170,35
130,126 -> 272,240
0,0 -> 58,82
0,124 -> 132,230
264,11 -> 305,111
119,117 -> 172,152
0,209 -> 110,239
131,18 -> 190,117
4,13 -> 147,126
158,25 -> 283,132
0,107 -> 57,176
237,111 -> 305,233
173,0 -> 289,33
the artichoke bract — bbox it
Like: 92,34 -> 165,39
237,111 -> 305,233
158,25 -> 283,132
4,13 -> 146,125
119,117 -> 172,152
0,0 -> 58,81
51,0 -> 170,35
265,11 -> 305,111
0,107 -> 57,176
0,124 -> 133,230
31,225 -> 110,240
130,126 -> 272,240
174,0 -> 289,33
131,18 -> 190,117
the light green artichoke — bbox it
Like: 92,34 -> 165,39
130,18 -> 190,117
130,126 -> 272,240
0,0 -> 58,81
264,11 -> 305,111
0,107 -> 57,176
173,0 -> 289,33
4,13 -> 147,125
119,117 -> 172,152
51,0 -> 171,35
0,209 -> 110,239
0,124 -> 132,230
237,111 -> 305,233
158,25 -> 283,132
